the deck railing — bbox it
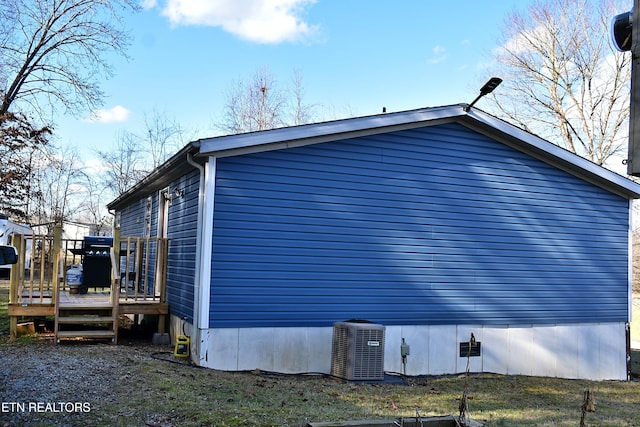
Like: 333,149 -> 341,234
9,228 -> 169,307
8,226 -> 170,342
10,232 -> 59,306
114,234 -> 169,303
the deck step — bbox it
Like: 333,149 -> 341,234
57,315 -> 114,324
57,330 -> 116,339
59,304 -> 113,310
56,301 -> 116,342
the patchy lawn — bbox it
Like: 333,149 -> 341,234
2,284 -> 640,426
1,341 -> 639,427
632,297 -> 640,345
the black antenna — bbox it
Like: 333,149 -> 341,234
464,77 -> 502,112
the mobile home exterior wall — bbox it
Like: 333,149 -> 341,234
209,124 -> 628,328
117,169 -> 200,322
109,106 -> 639,380
198,123 -> 631,380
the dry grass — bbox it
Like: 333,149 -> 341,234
632,297 -> 640,345
2,285 -> 640,426
0,282 -> 9,334
5,343 -> 639,427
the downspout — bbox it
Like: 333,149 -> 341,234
186,152 -> 205,360
627,198 -> 634,381
629,199 -> 634,326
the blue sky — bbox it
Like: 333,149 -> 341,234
56,0 -> 533,163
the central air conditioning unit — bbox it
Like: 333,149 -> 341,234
330,321 -> 386,381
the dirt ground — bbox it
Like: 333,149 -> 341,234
0,338 -> 185,427
3,338 -> 640,427
3,280 -> 640,426
632,297 -> 640,348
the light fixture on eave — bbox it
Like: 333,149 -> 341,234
464,77 -> 503,112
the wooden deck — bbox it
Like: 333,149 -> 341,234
9,289 -> 169,342
7,228 -> 170,343
9,289 -> 169,314
60,290 -> 168,312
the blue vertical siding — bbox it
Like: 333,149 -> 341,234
118,198 -> 148,237
209,123 -> 630,328
116,169 -> 200,322
118,194 -> 158,289
165,170 -> 200,322
120,193 -> 158,294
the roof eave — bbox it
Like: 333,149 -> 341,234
461,109 -> 640,199
108,104 -> 640,212
107,142 -> 202,211
198,104 -> 468,157
200,104 -> 640,199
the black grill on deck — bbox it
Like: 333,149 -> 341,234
79,236 -> 113,294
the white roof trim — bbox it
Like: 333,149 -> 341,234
197,104 -> 640,199
199,105 -> 466,154
464,108 -> 640,199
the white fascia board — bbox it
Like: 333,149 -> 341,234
198,104 -> 640,199
198,105 -> 467,156
465,109 -> 640,199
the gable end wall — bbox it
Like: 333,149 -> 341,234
209,123 -> 630,328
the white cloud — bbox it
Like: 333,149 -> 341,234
428,45 -> 447,64
84,157 -> 109,174
85,105 -> 131,123
155,0 -> 318,44
141,0 -> 157,9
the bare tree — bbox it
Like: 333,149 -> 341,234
0,0 -> 137,225
0,0 -> 139,118
30,145 -> 89,225
486,0 -> 630,166
78,173 -> 112,235
289,69 -> 315,126
0,112 -> 49,221
219,67 -> 299,134
95,109 -> 190,201
96,131 -> 149,196
143,109 -> 189,169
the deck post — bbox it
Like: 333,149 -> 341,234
52,223 -> 62,342
9,317 -> 17,342
113,227 -> 121,268
9,234 -> 21,305
157,238 -> 168,335
52,222 -> 62,306
112,280 -> 120,344
8,234 -> 23,342
112,228 -> 121,344
157,316 -> 166,334
160,238 -> 168,304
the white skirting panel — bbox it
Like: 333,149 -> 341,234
187,321 -> 628,380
